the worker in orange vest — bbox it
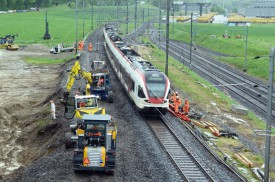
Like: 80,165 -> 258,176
173,92 -> 178,103
169,92 -> 174,103
183,98 -> 190,115
78,41 -> 84,50
174,96 -> 181,113
88,42 -> 93,52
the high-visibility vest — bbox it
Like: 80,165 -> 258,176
174,99 -> 181,112
183,100 -> 190,113
88,43 -> 93,52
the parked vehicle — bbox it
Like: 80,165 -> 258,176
50,44 -> 74,54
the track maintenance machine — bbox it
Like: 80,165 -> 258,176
62,60 -> 117,174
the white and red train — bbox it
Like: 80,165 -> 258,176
103,25 -> 170,114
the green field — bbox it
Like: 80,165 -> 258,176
0,3 -> 157,48
167,23 -> 275,81
1,4 -> 275,80
0,4 -> 134,47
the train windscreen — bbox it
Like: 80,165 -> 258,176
145,72 -> 166,98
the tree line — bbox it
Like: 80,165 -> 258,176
0,0 -> 145,11
0,0 -> 69,10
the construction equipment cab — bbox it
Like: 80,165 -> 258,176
91,72 -> 112,101
72,114 -> 117,174
63,94 -> 106,149
91,60 -> 107,70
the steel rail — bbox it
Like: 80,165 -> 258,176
146,116 -> 220,182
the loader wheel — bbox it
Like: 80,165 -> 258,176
106,170 -> 115,175
65,131 -> 75,149
107,91 -> 114,103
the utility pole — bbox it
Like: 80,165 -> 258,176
82,1 -> 84,38
243,25 -> 248,72
159,0 -> 161,43
264,47 -> 275,182
148,8 -> 149,23
134,0 -> 137,42
126,0 -> 129,34
117,1 -> 119,21
189,12 -> 193,68
92,0 -> 94,30
172,1 -> 174,34
165,0 -> 170,76
75,0 -> 78,54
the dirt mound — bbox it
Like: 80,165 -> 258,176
0,47 -> 71,177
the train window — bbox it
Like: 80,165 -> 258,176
145,72 -> 166,98
138,85 -> 145,98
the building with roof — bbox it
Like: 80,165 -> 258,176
238,0 -> 275,18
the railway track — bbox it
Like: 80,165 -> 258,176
102,24 -> 248,181
146,116 -> 220,181
145,113 -> 248,182
146,28 -> 275,125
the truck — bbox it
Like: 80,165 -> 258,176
50,44 -> 74,54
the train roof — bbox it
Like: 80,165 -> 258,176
132,58 -> 161,72
107,29 -> 161,73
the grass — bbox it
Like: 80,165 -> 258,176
24,56 -> 72,65
0,4 -> 125,47
162,23 -> 275,81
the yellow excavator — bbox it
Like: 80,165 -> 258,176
65,60 -> 113,102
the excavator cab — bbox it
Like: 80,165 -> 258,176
64,95 -> 99,119
91,60 -> 107,70
91,73 -> 112,101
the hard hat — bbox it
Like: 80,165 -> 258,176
185,98 -> 187,101
176,96 -> 179,99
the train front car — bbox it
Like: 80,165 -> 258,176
103,25 -> 170,115
140,70 -> 170,114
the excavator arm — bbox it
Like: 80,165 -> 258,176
65,60 -> 93,94
66,61 -> 81,93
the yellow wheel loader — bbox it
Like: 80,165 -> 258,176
0,34 -> 19,51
